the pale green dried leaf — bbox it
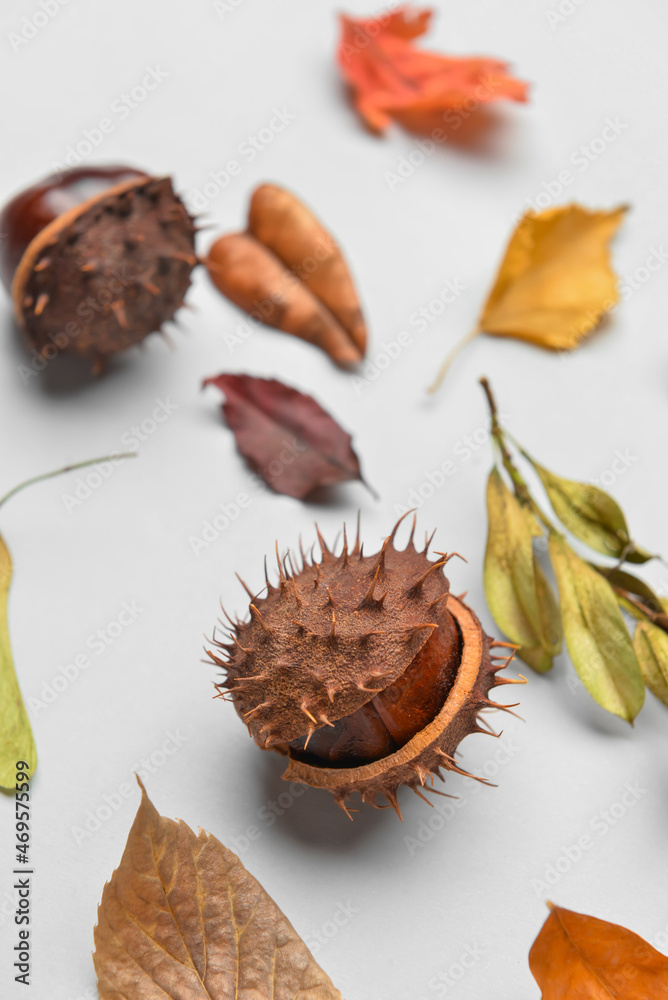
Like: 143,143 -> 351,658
549,533 -> 644,722
520,561 -> 562,672
484,467 -> 561,672
0,534 -> 37,790
634,621 -> 668,708
528,457 -> 652,564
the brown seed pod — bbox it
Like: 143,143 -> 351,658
209,515 -> 521,818
205,183 -> 367,368
0,166 -> 197,373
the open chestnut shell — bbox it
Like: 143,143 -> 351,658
209,516 -> 521,818
0,166 -> 197,372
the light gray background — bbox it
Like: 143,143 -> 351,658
1,1 -> 667,997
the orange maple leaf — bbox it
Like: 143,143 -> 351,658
337,5 -> 529,134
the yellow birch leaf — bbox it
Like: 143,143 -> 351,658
479,203 -> 627,349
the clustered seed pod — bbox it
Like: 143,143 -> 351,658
0,166 -> 197,373
209,515 -> 520,818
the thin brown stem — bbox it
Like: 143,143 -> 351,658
427,327 -> 480,395
480,378 -> 556,534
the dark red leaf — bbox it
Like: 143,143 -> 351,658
204,373 -> 372,500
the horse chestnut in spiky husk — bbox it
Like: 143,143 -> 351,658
0,166 -> 197,373
209,514 -> 521,818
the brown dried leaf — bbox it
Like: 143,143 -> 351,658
206,184 -> 366,368
529,903 -> 668,999
94,780 -> 343,1000
204,372 -> 372,499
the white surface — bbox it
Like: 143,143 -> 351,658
1,1 -> 667,997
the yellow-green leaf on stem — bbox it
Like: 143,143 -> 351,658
634,620 -> 668,708
526,563 -> 562,672
0,534 -> 36,791
549,533 -> 645,722
484,467 -> 561,673
529,457 -> 652,563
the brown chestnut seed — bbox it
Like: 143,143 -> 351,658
209,515 -> 522,819
0,166 -> 197,372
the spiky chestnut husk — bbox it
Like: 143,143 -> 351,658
209,515 -> 521,819
0,167 -> 197,373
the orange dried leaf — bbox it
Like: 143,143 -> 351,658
529,903 -> 668,999
93,780 -> 342,1000
429,203 -> 627,392
206,183 -> 366,368
337,5 -> 528,134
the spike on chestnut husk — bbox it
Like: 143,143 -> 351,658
209,516 -> 520,818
